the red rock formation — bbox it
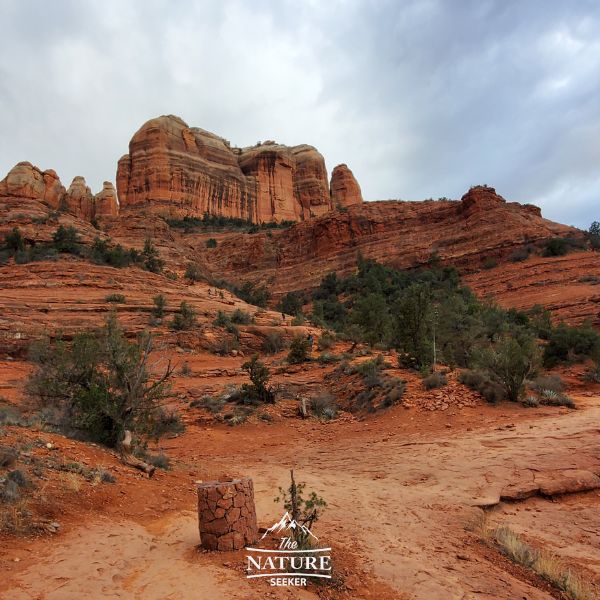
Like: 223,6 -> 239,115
94,181 -> 119,217
0,162 -> 66,208
116,115 -> 335,223
330,164 -> 363,208
200,188 -> 580,298
64,176 -> 94,220
0,163 -> 119,222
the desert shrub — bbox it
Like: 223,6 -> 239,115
171,302 -> 196,330
476,335 -> 540,402
317,352 -> 341,364
4,227 -> 25,252
180,362 -> 192,376
458,369 -> 506,404
274,471 -> 326,547
206,238 -> 217,248
262,332 -> 286,354
530,374 -> 565,394
509,247 -> 530,262
543,322 -> 600,367
105,293 -> 126,303
222,406 -> 254,426
292,313 -> 305,325
213,311 -> 230,327
230,308 -> 252,324
185,262 -> 203,282
482,257 -> 498,269
288,335 -> 311,364
382,379 -> 406,407
90,237 -> 139,268
523,396 -> 540,408
190,395 -> 226,414
135,450 -> 170,470
317,332 -> 336,351
589,221 -> 600,251
238,356 -> 275,404
423,371 -> 447,389
277,291 -> 306,316
150,408 -> 185,438
52,225 -> 80,253
538,389 -> 575,408
140,238 -> 163,273
27,314 -> 176,448
310,394 -> 337,420
213,336 -> 239,356
152,294 -> 166,319
542,237 -> 584,258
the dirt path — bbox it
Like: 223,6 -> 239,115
4,400 -> 600,599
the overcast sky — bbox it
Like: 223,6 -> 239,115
1,0 -> 599,227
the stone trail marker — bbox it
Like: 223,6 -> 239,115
197,477 -> 258,551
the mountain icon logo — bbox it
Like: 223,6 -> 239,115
260,511 -> 319,541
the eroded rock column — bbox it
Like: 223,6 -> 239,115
197,477 -> 258,551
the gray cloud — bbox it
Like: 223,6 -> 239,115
1,0 -> 599,227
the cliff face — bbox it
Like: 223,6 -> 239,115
0,163 -> 118,222
116,115 -> 344,223
199,186 -> 580,297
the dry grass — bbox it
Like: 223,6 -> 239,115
469,515 -> 596,600
61,472 -> 82,492
0,498 -> 31,533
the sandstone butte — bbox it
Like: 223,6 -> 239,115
0,161 -> 118,221
116,115 -> 363,223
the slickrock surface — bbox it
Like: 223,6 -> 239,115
465,250 -> 600,325
116,115 -> 335,223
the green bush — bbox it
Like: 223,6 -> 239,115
239,356 -> 275,404
171,302 -> 196,330
543,322 -> 600,367
4,227 -> 25,252
262,332 -> 286,354
206,238 -> 217,248
230,309 -> 252,324
27,314 -> 177,447
152,294 -> 166,319
185,262 -> 203,282
105,293 -> 126,303
317,332 -> 336,351
277,292 -> 306,316
52,225 -> 80,253
141,238 -> 163,273
287,335 -> 311,364
459,369 -> 506,404
476,336 -> 540,402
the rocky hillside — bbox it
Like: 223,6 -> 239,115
198,185 -> 579,298
116,115 -> 363,223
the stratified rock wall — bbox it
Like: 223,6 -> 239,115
116,115 -> 336,223
0,163 -> 118,222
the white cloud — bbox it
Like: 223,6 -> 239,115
0,0 -> 599,227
